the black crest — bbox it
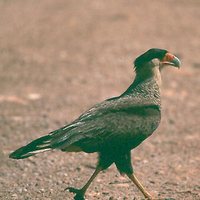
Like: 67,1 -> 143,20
134,48 -> 168,69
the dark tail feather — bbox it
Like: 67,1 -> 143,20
9,135 -> 53,159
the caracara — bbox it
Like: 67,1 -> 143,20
10,48 -> 181,200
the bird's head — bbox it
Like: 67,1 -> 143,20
133,48 -> 181,84
134,48 -> 181,70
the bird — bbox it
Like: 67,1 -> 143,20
9,48 -> 181,200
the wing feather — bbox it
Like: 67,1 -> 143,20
50,95 -> 160,153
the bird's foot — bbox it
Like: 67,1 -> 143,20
65,187 -> 85,200
141,189 -> 155,200
143,193 -> 154,200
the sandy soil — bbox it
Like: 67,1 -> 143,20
0,0 -> 199,199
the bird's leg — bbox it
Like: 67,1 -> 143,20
127,173 -> 153,200
66,166 -> 102,200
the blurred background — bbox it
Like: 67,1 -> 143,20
0,0 -> 199,199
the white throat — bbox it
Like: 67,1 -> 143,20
153,67 -> 162,88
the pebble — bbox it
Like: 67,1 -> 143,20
164,198 -> 176,200
40,188 -> 45,193
18,188 -> 23,193
27,93 -> 41,100
11,193 -> 18,199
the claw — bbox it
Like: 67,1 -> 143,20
65,187 -> 80,193
145,193 -> 154,200
65,187 -> 85,200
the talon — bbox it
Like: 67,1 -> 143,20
144,195 -> 153,200
65,187 -> 85,200
65,187 -> 80,193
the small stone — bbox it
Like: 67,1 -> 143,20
143,159 -> 148,163
76,166 -> 81,171
164,198 -> 176,200
11,193 -> 18,199
27,93 -> 41,100
40,188 -> 45,193
149,180 -> 155,184
18,188 -> 23,193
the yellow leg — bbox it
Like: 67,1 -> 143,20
80,166 -> 102,194
127,173 -> 153,200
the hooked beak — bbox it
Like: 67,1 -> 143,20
161,53 -> 181,68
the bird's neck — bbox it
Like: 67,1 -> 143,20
134,66 -> 162,88
121,66 -> 162,107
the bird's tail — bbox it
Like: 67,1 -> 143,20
9,134 -> 53,159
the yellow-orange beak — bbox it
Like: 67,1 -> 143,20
161,53 -> 181,68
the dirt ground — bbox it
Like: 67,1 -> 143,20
0,0 -> 199,199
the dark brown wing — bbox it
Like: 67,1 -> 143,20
50,101 -> 161,153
